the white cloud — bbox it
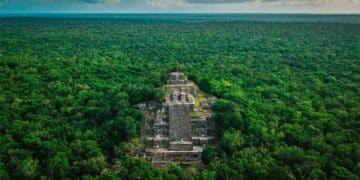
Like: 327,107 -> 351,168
146,0 -> 190,8
0,0 -> 359,13
181,0 -> 360,13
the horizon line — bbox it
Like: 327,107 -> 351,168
1,12 -> 360,15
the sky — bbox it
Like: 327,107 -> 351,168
0,0 -> 360,14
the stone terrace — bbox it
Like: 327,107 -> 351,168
139,72 -> 217,167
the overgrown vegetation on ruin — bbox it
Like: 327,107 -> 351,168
0,17 -> 359,179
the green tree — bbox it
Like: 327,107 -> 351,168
13,157 -> 40,179
202,146 -> 216,164
221,130 -> 244,155
46,152 -> 70,178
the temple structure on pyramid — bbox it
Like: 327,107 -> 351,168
138,72 -> 217,167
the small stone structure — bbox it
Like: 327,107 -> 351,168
139,72 -> 216,167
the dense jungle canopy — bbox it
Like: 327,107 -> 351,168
0,17 -> 359,179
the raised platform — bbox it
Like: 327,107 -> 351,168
169,141 -> 193,151
145,146 -> 203,167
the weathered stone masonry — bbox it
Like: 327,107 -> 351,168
139,72 -> 216,167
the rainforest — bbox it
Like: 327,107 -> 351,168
0,15 -> 359,179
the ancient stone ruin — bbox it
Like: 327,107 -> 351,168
139,72 -> 216,167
